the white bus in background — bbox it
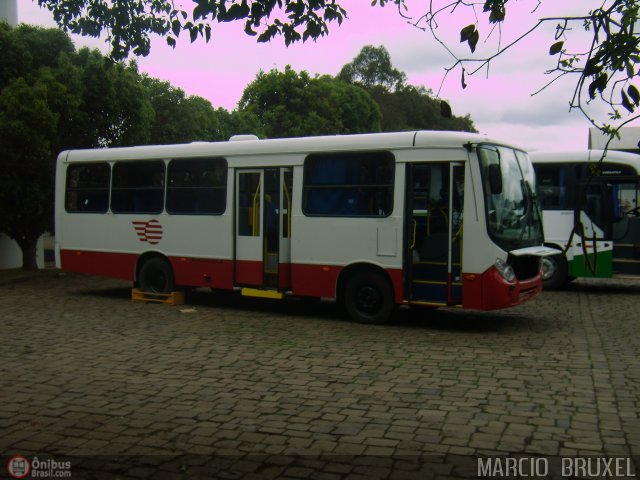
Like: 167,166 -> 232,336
55,131 -> 554,324
532,150 -> 640,289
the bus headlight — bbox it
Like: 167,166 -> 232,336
495,258 -> 516,283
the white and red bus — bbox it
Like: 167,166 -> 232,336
55,131 -> 554,323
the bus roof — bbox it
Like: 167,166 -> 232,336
61,130 -> 523,163
530,149 -> 640,172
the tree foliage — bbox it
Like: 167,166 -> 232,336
35,0 -> 347,60
339,45 -> 476,133
338,45 -> 407,91
239,66 -> 382,137
371,85 -> 476,133
36,0 -> 640,141
0,23 -> 234,269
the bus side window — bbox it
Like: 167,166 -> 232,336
65,163 -> 111,213
166,158 -> 227,215
111,161 -> 165,214
302,151 -> 394,217
536,165 -> 567,210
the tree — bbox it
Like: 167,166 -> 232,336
142,76 -> 229,143
37,0 -> 640,140
239,66 -> 381,138
338,45 -> 476,133
338,45 -> 407,91
35,0 -> 347,60
0,24 -> 154,269
214,108 -> 266,140
70,49 -> 154,147
0,67 -> 74,269
371,85 -> 476,133
391,0 -> 640,142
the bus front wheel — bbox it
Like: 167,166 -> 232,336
139,257 -> 175,294
343,271 -> 394,325
541,254 -> 568,290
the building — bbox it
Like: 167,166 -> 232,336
588,126 -> 640,154
0,0 -> 18,27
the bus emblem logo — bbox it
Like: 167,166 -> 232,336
132,219 -> 163,245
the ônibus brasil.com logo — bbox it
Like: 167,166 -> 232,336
7,455 -> 72,478
7,456 -> 30,479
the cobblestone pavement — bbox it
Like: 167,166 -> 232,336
1,272 -> 639,479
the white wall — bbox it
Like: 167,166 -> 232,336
0,234 -> 45,269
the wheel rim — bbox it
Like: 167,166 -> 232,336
540,256 -> 556,281
355,285 -> 382,314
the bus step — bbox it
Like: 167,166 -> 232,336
241,288 -> 283,300
131,288 -> 185,305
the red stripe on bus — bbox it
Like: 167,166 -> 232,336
61,250 -> 138,281
60,249 -> 405,302
291,264 -> 404,302
169,257 -> 234,289
235,260 -> 263,286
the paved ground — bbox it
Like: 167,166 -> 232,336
1,271 -> 639,479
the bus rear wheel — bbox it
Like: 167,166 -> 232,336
343,271 -> 394,325
139,257 -> 175,294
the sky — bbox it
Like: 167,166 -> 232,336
15,0 -> 639,151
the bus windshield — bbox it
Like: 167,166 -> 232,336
479,145 -> 544,250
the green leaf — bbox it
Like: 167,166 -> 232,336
621,90 -> 634,113
460,24 -> 476,43
584,58 -> 602,77
626,60 -> 635,79
193,4 -> 206,20
549,41 -> 564,55
468,30 -> 479,53
245,22 -> 257,36
588,74 -> 608,99
628,85 -> 640,106
171,19 -> 181,38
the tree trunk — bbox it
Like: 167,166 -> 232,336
16,236 -> 39,270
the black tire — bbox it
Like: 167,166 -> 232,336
541,253 -> 568,290
343,270 -> 395,324
139,257 -> 175,294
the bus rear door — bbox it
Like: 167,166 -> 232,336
235,168 -> 292,291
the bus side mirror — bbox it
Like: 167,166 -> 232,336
488,164 -> 503,194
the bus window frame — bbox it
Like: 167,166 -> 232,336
165,157 -> 228,216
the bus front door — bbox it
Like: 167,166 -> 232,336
235,168 -> 293,291
406,162 -> 464,306
573,181 -> 614,278
576,179 -> 640,277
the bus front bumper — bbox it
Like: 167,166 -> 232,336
462,266 -> 542,310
